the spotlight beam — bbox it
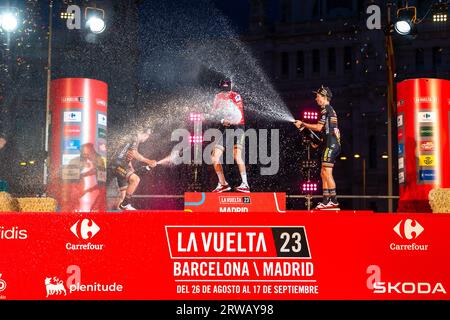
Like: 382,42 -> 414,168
86,16 -> 106,34
0,9 -> 19,32
84,7 -> 106,34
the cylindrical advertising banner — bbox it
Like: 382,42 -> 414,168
47,78 -> 108,212
396,78 -> 450,212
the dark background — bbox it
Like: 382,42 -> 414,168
0,0 -> 448,211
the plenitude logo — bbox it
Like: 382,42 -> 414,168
45,265 -> 124,299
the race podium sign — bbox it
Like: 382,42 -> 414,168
0,211 -> 448,300
184,193 -> 286,213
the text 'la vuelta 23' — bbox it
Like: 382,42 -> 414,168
166,226 -> 318,295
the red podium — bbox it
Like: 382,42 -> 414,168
47,78 -> 108,212
397,78 -> 450,212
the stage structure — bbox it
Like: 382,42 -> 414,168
47,78 -> 108,212
397,78 -> 450,211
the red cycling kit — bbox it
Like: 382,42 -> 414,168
211,91 -> 245,126
211,91 -> 246,150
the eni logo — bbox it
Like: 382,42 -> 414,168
45,277 -> 67,298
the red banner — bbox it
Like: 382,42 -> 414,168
0,211 -> 448,300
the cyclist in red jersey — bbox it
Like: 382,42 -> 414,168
210,78 -> 249,193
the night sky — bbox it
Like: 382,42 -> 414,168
213,0 -> 250,32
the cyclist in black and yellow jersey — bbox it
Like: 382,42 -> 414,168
109,128 -> 157,210
294,86 -> 341,210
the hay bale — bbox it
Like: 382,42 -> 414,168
0,192 -> 20,212
429,189 -> 450,214
16,198 -> 58,212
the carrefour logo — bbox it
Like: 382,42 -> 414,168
70,219 -> 100,240
67,219 -> 104,251
393,219 -> 424,240
63,111 -> 82,123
